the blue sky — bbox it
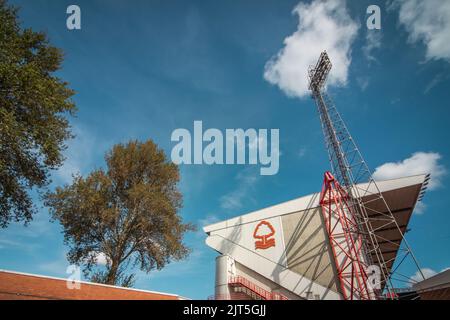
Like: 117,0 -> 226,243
1,0 -> 450,299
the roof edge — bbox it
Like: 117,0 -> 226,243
204,174 -> 428,233
0,269 -> 181,298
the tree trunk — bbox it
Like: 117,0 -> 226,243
106,260 -> 120,285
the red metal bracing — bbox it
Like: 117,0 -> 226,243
319,171 -> 374,300
228,276 -> 288,300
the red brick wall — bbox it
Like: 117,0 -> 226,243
0,271 -> 179,300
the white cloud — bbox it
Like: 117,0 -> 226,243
394,0 -> 450,61
414,201 -> 426,215
373,152 -> 447,190
87,251 -> 110,266
363,30 -> 382,63
264,0 -> 359,98
409,267 -> 450,286
409,267 -> 437,284
95,252 -> 109,266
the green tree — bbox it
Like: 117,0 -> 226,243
45,140 -> 195,287
0,0 -> 76,227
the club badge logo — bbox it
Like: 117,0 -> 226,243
253,221 -> 276,250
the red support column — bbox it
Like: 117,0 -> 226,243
319,171 -> 375,300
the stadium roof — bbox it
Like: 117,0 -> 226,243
413,269 -> 450,300
205,174 -> 427,234
204,174 -> 428,296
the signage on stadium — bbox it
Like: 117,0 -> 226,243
253,221 -> 276,250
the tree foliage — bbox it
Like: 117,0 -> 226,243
0,0 -> 76,227
45,140 -> 195,287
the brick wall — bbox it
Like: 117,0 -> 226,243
0,271 -> 180,300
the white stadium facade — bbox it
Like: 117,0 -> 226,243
204,174 -> 428,300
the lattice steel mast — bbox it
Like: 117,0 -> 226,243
308,51 -> 425,299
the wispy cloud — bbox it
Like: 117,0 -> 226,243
0,206 -> 55,254
392,0 -> 450,61
356,76 -> 370,91
54,125 -> 98,185
38,250 -> 70,278
0,238 -> 40,252
264,0 -> 358,98
362,30 -> 382,63
198,215 -> 220,228
424,72 -> 450,94
220,168 -> 260,211
193,214 -> 221,238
